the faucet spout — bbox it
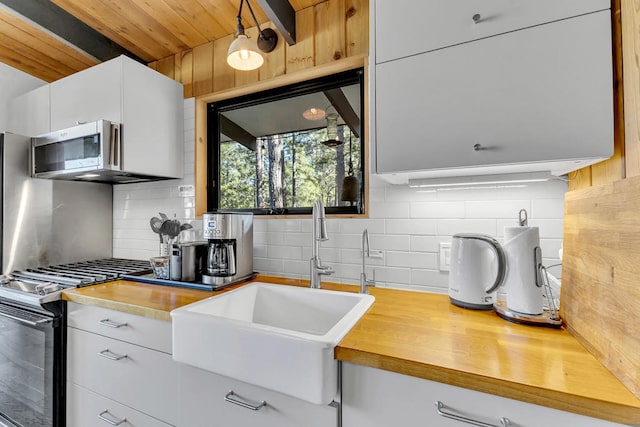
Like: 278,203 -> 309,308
310,199 -> 333,288
360,229 -> 376,294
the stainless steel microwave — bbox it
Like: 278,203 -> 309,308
31,120 -> 121,180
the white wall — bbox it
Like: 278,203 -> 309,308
0,63 -> 46,130
113,100 -> 566,293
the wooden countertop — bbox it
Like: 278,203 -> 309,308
62,277 -> 640,424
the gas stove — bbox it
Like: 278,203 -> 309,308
0,258 -> 151,310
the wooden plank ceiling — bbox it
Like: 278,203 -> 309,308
0,0 -> 323,83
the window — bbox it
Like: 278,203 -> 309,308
207,68 -> 364,215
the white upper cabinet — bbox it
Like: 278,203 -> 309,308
49,55 -> 184,179
375,0 -> 610,64
7,85 -> 50,136
371,1 -> 613,180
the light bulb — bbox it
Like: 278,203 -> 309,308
240,50 -> 249,60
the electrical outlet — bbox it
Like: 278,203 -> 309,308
439,242 -> 452,272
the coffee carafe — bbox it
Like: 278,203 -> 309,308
201,212 -> 253,288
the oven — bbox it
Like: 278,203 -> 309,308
0,301 -> 63,427
0,258 -> 151,427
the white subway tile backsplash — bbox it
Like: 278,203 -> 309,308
532,199 -> 566,219
386,219 -> 437,235
370,202 -> 410,219
410,236 -> 445,253
387,251 -> 438,269
437,219 -> 497,236
411,201 -> 465,219
464,200 -> 531,219
113,98 -> 566,291
267,245 -> 303,260
369,234 -> 410,251
410,269 -> 449,290
338,219 -> 385,234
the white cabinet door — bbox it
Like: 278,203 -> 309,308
375,0 -> 610,63
67,383 -> 173,427
375,11 -> 612,174
67,327 -> 179,426
8,85 -> 50,136
50,58 -> 122,131
178,363 -> 337,427
120,58 -> 183,178
342,363 -> 624,427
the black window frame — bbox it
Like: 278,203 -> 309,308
207,67 -> 365,216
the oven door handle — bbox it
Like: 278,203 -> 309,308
0,306 -> 52,327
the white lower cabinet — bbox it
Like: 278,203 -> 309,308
66,303 -> 179,426
67,382 -> 173,427
178,363 -> 337,427
342,363 -> 624,427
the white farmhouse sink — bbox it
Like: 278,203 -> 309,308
171,282 -> 374,404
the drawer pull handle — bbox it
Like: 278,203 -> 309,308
98,409 -> 126,425
472,13 -> 481,24
99,349 -> 127,361
435,401 -> 511,427
224,390 -> 267,411
99,318 -> 128,328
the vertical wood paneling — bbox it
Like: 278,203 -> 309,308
149,0 -> 364,97
623,0 -> 640,177
286,7 -> 315,73
345,0 -> 368,57
192,42 -> 214,96
178,50 -> 194,98
213,34 -> 236,92
260,23 -> 286,80
567,169 -> 592,191
314,0 -> 346,65
156,56 -> 175,79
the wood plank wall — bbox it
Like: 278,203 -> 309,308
148,0 -> 368,98
148,0 -> 368,215
568,0 -> 632,190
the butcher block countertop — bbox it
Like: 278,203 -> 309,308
62,276 -> 640,424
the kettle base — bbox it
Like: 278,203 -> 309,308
449,297 -> 494,310
493,300 -> 563,328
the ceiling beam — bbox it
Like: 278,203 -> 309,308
324,88 -> 361,138
220,115 -> 257,151
0,0 -> 144,63
255,0 -> 296,46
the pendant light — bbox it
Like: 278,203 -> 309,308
340,134 -> 359,204
227,0 -> 279,71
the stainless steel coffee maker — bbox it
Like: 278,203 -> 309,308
201,212 -> 254,288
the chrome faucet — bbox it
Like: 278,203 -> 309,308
360,229 -> 376,294
310,199 -> 334,288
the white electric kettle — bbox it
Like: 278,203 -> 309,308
448,234 -> 506,310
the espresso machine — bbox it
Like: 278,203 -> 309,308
201,212 -> 254,289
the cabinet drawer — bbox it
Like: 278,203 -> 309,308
67,327 -> 178,425
343,363 -> 624,427
374,0 -> 609,63
375,12 -> 612,174
67,382 -> 173,427
178,364 -> 336,427
67,302 -> 172,353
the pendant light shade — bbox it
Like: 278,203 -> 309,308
227,0 -> 279,71
227,34 -> 264,70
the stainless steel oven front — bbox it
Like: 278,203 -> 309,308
0,301 -> 64,427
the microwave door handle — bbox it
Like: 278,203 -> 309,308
109,123 -> 120,168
